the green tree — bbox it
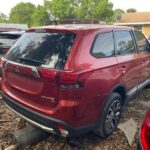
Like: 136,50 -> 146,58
95,0 -> 114,21
114,9 -> 125,22
126,8 -> 137,13
32,5 -> 50,26
45,0 -> 76,19
0,12 -> 8,23
77,0 -> 113,21
44,0 -> 114,22
9,2 -> 36,26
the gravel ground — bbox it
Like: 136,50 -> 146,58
1,89 -> 150,150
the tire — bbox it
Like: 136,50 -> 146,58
93,92 -> 123,138
145,84 -> 150,89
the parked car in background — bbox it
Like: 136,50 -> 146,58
1,25 -> 150,137
0,31 -> 24,56
0,31 -> 24,83
138,109 -> 150,150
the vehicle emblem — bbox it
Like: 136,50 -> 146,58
15,66 -> 19,73
41,96 -> 55,103
31,67 -> 40,78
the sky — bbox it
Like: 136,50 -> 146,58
0,0 -> 150,16
0,0 -> 43,15
110,0 -> 150,12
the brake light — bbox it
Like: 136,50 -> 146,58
38,68 -> 93,89
140,110 -> 150,150
38,69 -> 57,79
0,57 -> 7,77
2,48 -> 9,54
58,70 -> 93,89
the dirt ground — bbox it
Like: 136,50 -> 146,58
1,89 -> 150,150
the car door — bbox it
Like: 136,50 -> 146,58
133,30 -> 150,89
114,30 -> 143,95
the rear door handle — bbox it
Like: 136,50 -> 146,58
120,65 -> 126,70
120,65 -> 126,74
141,59 -> 146,64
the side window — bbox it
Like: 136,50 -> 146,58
91,32 -> 115,58
114,31 -> 135,55
134,31 -> 149,52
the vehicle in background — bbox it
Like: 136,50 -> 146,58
1,25 -> 150,138
0,31 -> 24,56
138,109 -> 150,150
0,23 -> 27,32
0,31 -> 24,84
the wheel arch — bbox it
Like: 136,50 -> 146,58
111,84 -> 126,105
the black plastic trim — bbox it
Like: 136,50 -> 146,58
2,93 -> 96,137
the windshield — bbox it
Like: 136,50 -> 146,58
6,32 -> 76,69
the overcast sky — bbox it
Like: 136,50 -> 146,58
0,0 -> 150,16
110,0 -> 150,12
0,0 -> 43,15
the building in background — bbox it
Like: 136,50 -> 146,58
0,23 -> 28,32
115,12 -> 150,38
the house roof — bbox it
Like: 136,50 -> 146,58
118,12 -> 150,25
0,23 -> 28,31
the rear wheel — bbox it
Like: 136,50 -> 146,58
94,92 -> 123,138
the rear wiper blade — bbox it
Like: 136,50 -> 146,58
17,57 -> 44,64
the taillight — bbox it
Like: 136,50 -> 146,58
2,48 -> 9,54
140,110 -> 150,150
0,57 -> 7,68
58,70 -> 93,89
38,68 -> 58,79
0,57 -> 7,77
38,68 -> 93,89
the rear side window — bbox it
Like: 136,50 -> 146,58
114,31 -> 135,55
6,32 -> 76,69
134,31 -> 149,52
91,32 -> 115,58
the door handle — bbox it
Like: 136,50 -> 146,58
120,65 -> 126,74
120,65 -> 126,70
141,59 -> 146,64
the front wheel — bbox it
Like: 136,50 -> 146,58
93,92 -> 123,138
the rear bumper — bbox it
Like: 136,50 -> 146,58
2,93 -> 96,137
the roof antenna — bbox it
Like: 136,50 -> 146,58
48,11 -> 58,25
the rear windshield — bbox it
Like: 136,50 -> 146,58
0,34 -> 20,47
6,32 -> 76,69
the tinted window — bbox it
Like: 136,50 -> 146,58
134,31 -> 149,52
0,34 -> 20,47
91,32 -> 114,58
6,32 -> 76,69
115,31 -> 135,55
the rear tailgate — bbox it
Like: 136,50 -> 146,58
2,30 -> 77,112
2,62 -> 59,110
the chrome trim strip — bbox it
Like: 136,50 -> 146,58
5,60 -> 41,78
127,79 -> 150,97
138,79 -> 150,91
127,86 -> 137,96
4,103 -> 68,137
6,60 -> 35,68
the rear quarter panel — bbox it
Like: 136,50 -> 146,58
62,29 -> 122,126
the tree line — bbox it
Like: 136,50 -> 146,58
0,0 -> 137,27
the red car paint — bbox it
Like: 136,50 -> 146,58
1,25 -> 150,136
138,109 -> 150,150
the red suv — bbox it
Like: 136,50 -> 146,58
1,25 -> 150,137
